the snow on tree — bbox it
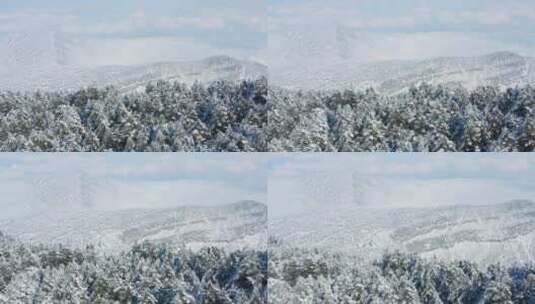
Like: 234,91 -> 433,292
268,246 -> 535,304
0,78 -> 267,152
267,84 -> 535,152
0,231 -> 267,303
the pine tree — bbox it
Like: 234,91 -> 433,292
484,281 -> 513,304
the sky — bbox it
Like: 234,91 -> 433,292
267,153 -> 535,218
1,1 -> 534,73
268,0 -> 535,69
0,154 -> 268,220
0,0 -> 266,68
2,153 -> 535,220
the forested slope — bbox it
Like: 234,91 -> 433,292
2,80 -> 534,152
269,84 -> 535,152
269,245 -> 535,304
0,78 -> 267,152
0,231 -> 267,303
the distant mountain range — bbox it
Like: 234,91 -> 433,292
271,51 -> 535,94
0,201 -> 267,253
270,200 -> 535,266
2,51 -> 533,94
0,55 -> 267,93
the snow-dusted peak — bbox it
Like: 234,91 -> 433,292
0,55 -> 267,93
272,51 -> 535,94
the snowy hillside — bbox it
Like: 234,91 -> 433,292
0,200 -> 267,253
270,200 -> 535,265
271,51 -> 535,94
0,55 -> 267,92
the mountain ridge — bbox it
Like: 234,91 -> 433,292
271,51 -> 535,94
0,55 -> 267,93
0,200 -> 267,253
270,200 -> 535,266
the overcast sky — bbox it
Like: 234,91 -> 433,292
2,154 -> 535,220
268,0 -> 535,69
268,154 -> 535,218
0,0 -> 266,68
0,154 -> 268,220
2,1 -> 534,70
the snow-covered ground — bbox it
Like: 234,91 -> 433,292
0,200 -> 267,254
270,200 -> 535,266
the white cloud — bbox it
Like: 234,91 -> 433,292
0,154 -> 267,220
384,154 -> 534,176
69,36 -> 255,66
62,13 -> 228,35
107,154 -> 265,179
93,179 -> 265,211
269,172 -> 535,218
359,178 -> 535,208
267,154 -> 535,217
0,6 -> 263,36
163,16 -> 226,30
267,1 -> 535,66
270,1 -> 535,30
438,11 -> 512,26
0,11 -> 77,32
340,31 -> 513,62
0,6 -> 266,69
269,154 -> 535,179
60,7 -> 264,36
267,25 -> 522,69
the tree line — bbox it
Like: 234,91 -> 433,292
0,78 -> 267,152
0,231 -> 267,303
1,80 -> 534,151
269,246 -> 535,304
268,84 -> 535,152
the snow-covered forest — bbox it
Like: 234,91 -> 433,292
0,231 -> 267,303
0,78 -> 267,152
269,245 -> 535,304
2,79 -> 535,152
268,84 -> 535,152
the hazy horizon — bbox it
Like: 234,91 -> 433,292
4,154 -> 535,220
268,154 -> 535,218
0,0 -> 266,70
0,154 -> 268,220
268,0 -> 535,69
